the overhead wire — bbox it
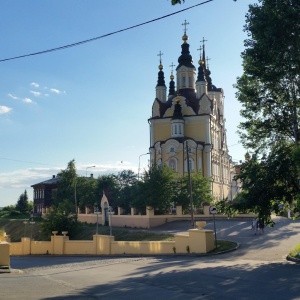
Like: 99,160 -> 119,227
0,0 -> 213,63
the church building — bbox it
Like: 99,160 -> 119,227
148,21 -> 232,201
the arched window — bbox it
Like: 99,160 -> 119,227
157,159 -> 162,167
185,158 -> 194,172
169,158 -> 177,171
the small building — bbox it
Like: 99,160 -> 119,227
31,175 -> 59,215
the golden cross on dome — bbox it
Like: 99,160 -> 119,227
169,62 -> 175,74
197,45 -> 203,59
157,51 -> 164,64
182,20 -> 189,35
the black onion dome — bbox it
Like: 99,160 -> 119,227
197,62 -> 206,82
156,64 -> 166,87
172,100 -> 183,120
176,40 -> 196,70
169,75 -> 175,96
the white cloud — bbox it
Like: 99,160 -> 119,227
23,98 -> 33,104
0,106 -> 12,115
30,91 -> 41,97
50,88 -> 61,94
8,93 -> 19,100
31,82 -> 39,88
44,94 -> 49,97
50,88 -> 66,94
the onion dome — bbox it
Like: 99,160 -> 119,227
156,63 -> 166,87
172,98 -> 183,120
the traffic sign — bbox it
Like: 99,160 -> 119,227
209,206 -> 217,214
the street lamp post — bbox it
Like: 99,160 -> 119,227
30,220 -> 35,240
95,207 -> 99,235
23,219 -> 28,237
86,165 -> 96,177
138,153 -> 149,180
185,142 -> 195,229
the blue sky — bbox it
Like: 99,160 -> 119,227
0,0 -> 257,206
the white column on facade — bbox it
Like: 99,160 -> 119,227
205,145 -> 212,178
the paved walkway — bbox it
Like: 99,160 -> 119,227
150,215 -> 300,262
1,217 -> 300,299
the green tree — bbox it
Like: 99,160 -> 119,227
41,203 -> 79,238
138,165 -> 176,214
55,159 -> 77,211
174,172 -> 213,212
233,0 -> 300,218
114,170 -> 138,213
16,190 -> 29,214
95,174 -> 118,210
236,0 -> 300,151
76,176 -> 98,211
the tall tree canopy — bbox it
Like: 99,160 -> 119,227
16,190 -> 29,214
236,0 -> 300,151
233,0 -> 300,221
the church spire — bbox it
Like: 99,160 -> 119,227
168,62 -> 176,97
155,51 -> 167,102
156,51 -> 166,87
176,20 -> 195,70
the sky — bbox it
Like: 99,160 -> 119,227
0,0 -> 258,206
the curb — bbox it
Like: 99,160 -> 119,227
286,255 -> 300,263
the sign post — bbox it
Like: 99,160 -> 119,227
209,206 -> 218,248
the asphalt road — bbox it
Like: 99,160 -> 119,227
1,217 -> 300,300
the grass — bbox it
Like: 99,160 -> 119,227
289,243 -> 300,258
208,240 -> 238,254
0,219 -> 174,242
0,219 -> 237,254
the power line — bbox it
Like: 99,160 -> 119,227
0,0 -> 213,63
0,157 -> 60,167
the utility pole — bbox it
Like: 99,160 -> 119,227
186,142 -> 195,228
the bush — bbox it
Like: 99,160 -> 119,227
289,243 -> 300,258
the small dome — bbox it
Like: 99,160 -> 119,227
170,74 -> 174,80
182,34 -> 188,43
158,64 -> 163,70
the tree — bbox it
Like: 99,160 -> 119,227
16,190 -> 29,214
41,204 -> 79,238
138,165 -> 176,214
174,172 -> 213,212
55,159 -> 77,211
233,0 -> 300,219
114,170 -> 138,213
236,0 -> 300,151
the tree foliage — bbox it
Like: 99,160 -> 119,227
55,159 -> 77,211
137,165 -> 176,214
236,0 -> 300,151
42,204 -> 79,238
174,172 -> 213,211
233,0 -> 300,220
16,190 -> 29,214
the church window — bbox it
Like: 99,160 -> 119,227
158,159 -> 162,167
175,125 -> 177,134
182,75 -> 186,87
170,147 -> 175,153
189,76 -> 192,87
169,158 -> 177,171
179,125 -> 182,134
185,158 -> 194,172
